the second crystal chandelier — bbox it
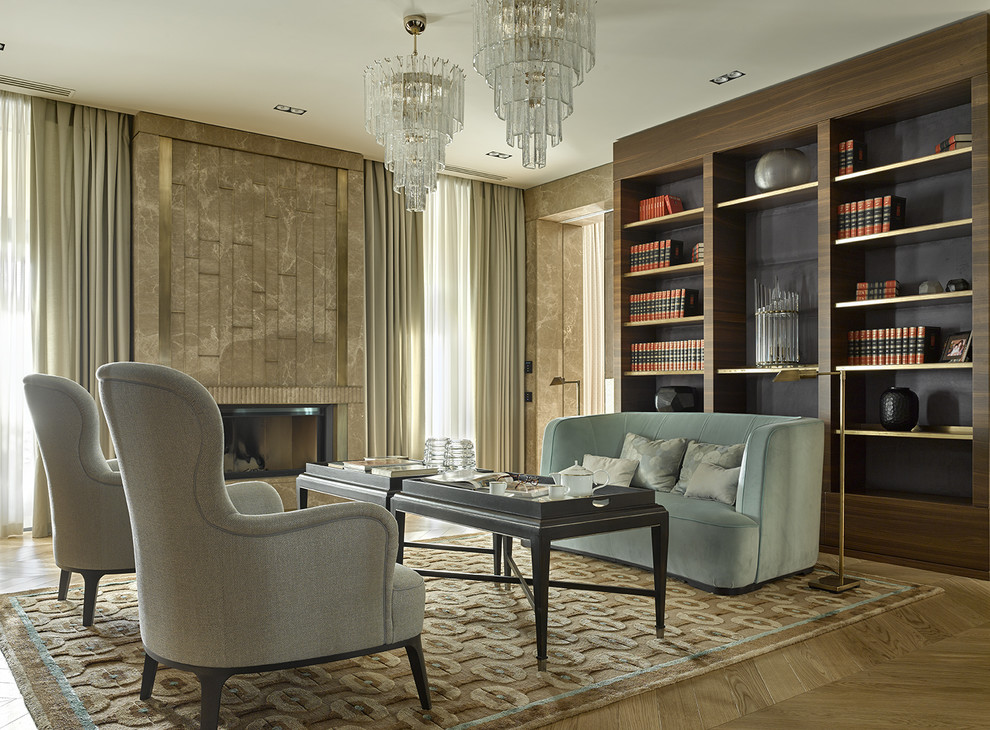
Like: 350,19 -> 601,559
473,0 -> 597,169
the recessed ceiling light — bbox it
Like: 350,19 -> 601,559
486,151 -> 512,159
0,43 -> 6,51
710,70 -> 745,85
274,104 -> 306,115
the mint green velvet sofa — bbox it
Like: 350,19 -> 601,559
540,412 -> 825,594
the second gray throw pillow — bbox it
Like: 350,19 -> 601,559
619,433 -> 690,491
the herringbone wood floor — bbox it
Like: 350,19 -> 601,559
2,526 -> 989,729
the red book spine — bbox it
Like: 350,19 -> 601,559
865,198 -> 875,235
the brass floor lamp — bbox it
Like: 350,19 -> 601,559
549,377 -> 582,415
773,367 -> 860,593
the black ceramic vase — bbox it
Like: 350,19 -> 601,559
879,386 -> 919,431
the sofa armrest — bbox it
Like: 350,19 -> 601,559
736,417 -> 824,582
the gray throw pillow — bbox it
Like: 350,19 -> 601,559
673,441 -> 745,494
582,454 -> 639,488
619,433 -> 690,492
683,462 -> 742,505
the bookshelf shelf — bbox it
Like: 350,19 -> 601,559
716,181 -> 818,212
717,365 -> 820,375
623,370 -> 704,377
840,425 -> 973,440
834,218 -> 972,247
837,362 -> 972,372
834,146 -> 971,185
623,207 -> 704,230
623,262 -> 704,279
624,315 -> 704,328
835,290 -> 973,309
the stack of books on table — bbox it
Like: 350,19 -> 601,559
837,196 -> 905,238
847,326 -> 940,365
855,280 -> 901,300
333,458 -> 439,477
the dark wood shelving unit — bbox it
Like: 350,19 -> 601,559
613,15 -> 989,579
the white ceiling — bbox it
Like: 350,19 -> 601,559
3,1 -> 990,189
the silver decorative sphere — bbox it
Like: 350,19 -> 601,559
754,149 -> 811,191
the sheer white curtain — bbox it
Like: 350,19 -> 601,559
0,91 -> 34,537
423,175 -> 475,442
582,220 -> 606,415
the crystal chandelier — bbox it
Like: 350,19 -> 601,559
365,15 -> 465,212
473,0 -> 596,169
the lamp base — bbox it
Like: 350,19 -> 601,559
808,573 -> 860,593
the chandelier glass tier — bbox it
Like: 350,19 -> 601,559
473,0 -> 596,169
365,15 -> 465,212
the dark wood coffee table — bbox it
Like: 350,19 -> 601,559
296,463 -> 506,572
391,480 -> 668,671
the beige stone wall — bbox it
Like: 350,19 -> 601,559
131,113 -> 367,458
523,163 -> 613,473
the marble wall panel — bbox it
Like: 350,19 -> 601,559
131,114 -> 366,458
522,163 -> 613,473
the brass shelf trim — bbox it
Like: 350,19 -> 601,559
839,424 -> 973,440
623,315 -> 704,328
834,218 -> 972,247
837,362 -> 972,372
717,365 -> 820,375
834,147 -> 971,185
623,370 -> 704,376
623,207 -> 704,230
716,181 -> 818,212
835,290 -> 973,309
623,261 -> 704,279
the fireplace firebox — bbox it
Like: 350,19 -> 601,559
219,405 -> 332,479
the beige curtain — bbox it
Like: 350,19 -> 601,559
30,99 -> 131,537
471,181 -> 526,472
364,160 -> 425,458
582,221 -> 606,414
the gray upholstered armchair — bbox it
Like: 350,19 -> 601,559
97,362 -> 429,730
23,373 -> 287,627
23,373 -> 135,626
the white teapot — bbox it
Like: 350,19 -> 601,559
551,461 -> 609,497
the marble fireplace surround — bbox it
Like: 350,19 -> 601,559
131,113 -> 367,460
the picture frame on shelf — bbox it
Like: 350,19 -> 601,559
940,331 -> 972,362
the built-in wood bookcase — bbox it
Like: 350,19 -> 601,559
613,15 -> 990,578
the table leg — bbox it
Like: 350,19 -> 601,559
296,485 -> 309,510
493,534 -> 502,575
394,510 -> 406,564
503,537 -> 513,577
530,538 -> 551,671
651,521 -> 667,638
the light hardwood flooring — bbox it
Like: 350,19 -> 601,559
2,528 -> 989,730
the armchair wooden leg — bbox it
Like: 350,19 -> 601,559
79,570 -> 105,626
195,670 -> 231,730
57,569 -> 71,601
405,635 -> 432,710
140,653 -> 158,700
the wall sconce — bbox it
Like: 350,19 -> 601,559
549,376 -> 582,415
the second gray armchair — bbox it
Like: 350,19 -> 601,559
98,362 -> 430,730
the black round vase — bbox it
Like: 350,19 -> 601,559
879,387 -> 919,431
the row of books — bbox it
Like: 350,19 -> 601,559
629,240 -> 684,271
692,242 -> 704,263
838,139 -> 867,175
630,340 -> 704,372
836,196 -> 905,239
629,289 -> 699,322
847,326 -> 940,365
856,280 -> 902,301
935,133 -> 971,153
639,194 -> 684,221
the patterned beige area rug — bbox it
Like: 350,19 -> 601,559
1,535 -> 940,730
